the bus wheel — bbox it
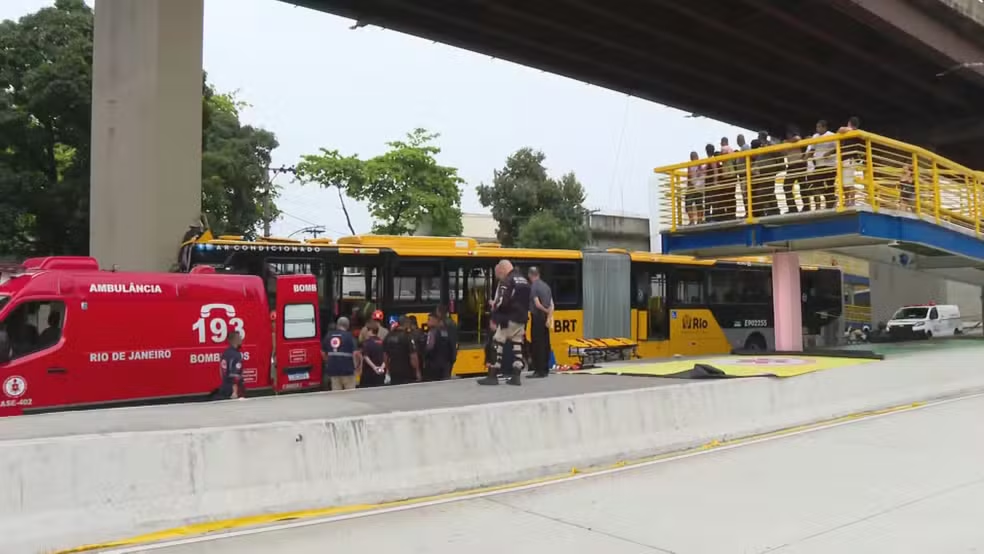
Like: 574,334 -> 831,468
744,333 -> 767,352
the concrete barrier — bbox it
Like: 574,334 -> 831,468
5,348 -> 984,553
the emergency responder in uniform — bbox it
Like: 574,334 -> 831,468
407,316 -> 427,374
435,304 -> 458,370
356,320 -> 387,387
384,316 -> 420,385
478,259 -> 532,386
423,313 -> 453,381
219,331 -> 244,400
322,316 -> 358,391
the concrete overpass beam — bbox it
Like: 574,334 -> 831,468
847,0 -> 984,83
90,0 -> 205,271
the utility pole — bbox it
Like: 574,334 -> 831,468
262,165 -> 298,238
262,166 -> 272,237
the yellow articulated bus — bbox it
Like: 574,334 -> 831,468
183,234 -> 844,376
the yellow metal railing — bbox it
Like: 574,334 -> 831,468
656,131 -> 984,235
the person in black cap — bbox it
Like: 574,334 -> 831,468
478,259 -> 531,386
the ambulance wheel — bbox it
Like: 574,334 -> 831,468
744,333 -> 767,352
954,328 -> 962,336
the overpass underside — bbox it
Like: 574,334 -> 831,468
292,0 -> 984,166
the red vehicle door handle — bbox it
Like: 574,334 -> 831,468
47,367 -> 67,374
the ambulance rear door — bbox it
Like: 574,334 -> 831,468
274,275 -> 322,392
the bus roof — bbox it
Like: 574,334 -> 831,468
190,235 -> 839,269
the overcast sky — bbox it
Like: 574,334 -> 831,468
3,0 -> 751,239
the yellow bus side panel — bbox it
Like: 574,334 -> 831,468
549,309 -> 584,367
668,308 -> 731,357
451,309 -> 584,376
636,339 -> 671,359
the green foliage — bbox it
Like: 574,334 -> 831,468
201,81 -> 279,237
0,0 -> 93,256
297,128 -> 464,236
0,1 -> 278,257
476,148 -> 589,249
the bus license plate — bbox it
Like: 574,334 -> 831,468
287,371 -> 310,382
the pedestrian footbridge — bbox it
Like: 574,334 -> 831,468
657,131 -> 984,286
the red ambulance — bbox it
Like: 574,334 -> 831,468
0,256 -> 323,416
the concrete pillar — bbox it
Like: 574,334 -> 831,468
90,0 -> 204,271
772,252 -> 803,352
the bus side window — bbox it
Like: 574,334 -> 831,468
674,269 -> 705,305
541,261 -> 580,309
390,262 -> 442,306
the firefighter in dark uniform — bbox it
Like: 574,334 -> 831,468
384,317 -> 420,385
219,331 -> 244,400
436,304 -> 458,370
423,313 -> 454,381
407,315 -> 427,375
479,259 -> 532,386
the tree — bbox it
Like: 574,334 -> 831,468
201,81 -> 279,237
0,0 -> 278,257
297,128 -> 464,236
476,148 -> 589,249
0,0 -> 93,256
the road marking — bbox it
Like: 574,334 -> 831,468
64,391 -> 983,553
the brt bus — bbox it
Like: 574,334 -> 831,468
183,234 -> 843,375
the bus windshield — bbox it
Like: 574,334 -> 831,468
893,307 -> 929,320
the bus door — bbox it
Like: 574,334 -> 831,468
446,260 -> 496,375
632,264 -> 670,359
274,275 -> 322,392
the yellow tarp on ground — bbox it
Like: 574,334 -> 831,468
575,355 -> 879,379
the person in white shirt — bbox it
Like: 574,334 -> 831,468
805,120 -> 836,210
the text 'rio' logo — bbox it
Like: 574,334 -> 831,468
193,303 -> 246,344
681,314 -> 709,330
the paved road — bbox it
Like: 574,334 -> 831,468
133,393 -> 984,554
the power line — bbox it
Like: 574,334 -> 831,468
278,210 -> 349,237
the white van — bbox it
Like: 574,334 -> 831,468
886,304 -> 961,339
